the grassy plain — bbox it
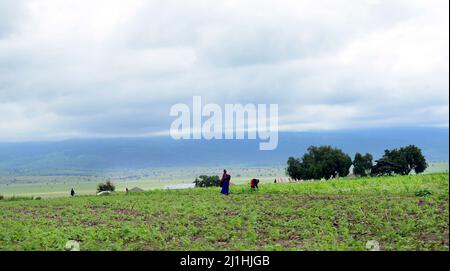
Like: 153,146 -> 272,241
0,163 -> 447,198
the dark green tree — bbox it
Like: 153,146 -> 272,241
372,145 -> 427,176
286,146 -> 352,180
402,145 -> 427,174
286,157 -> 302,180
353,153 -> 373,176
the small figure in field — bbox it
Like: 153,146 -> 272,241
70,188 -> 75,197
126,187 -> 129,194
220,169 -> 231,195
250,179 -> 260,190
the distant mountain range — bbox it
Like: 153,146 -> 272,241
0,127 -> 448,174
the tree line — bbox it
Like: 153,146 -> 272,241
286,145 -> 427,180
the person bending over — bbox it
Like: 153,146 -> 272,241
250,179 -> 260,190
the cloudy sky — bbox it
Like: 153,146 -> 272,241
0,0 -> 448,141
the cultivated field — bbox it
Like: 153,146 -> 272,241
0,173 -> 448,251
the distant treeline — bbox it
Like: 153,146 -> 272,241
286,145 -> 427,180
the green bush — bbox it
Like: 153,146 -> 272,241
415,189 -> 432,197
0,195 -> 4,200
194,175 -> 221,187
97,181 -> 116,193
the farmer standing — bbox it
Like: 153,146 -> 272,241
220,169 -> 231,195
70,188 -> 75,197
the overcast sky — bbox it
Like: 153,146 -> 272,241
0,0 -> 448,141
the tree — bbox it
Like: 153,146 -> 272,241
193,175 -> 221,187
353,153 -> 373,176
371,145 -> 427,176
286,146 -> 352,180
402,145 -> 427,174
97,181 -> 115,193
286,157 -> 302,180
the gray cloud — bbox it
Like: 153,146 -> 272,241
0,0 -> 448,141
0,1 -> 26,38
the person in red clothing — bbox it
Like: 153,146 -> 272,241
250,178 -> 260,190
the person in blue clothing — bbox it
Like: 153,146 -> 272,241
220,169 -> 231,195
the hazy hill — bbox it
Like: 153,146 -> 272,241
0,127 -> 448,174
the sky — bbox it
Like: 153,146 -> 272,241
0,0 -> 448,142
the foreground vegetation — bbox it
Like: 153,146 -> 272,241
0,173 -> 448,251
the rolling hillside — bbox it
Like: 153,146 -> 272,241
0,128 -> 448,174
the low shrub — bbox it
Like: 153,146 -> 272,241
97,181 -> 116,193
194,175 -> 221,187
415,189 -> 432,197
